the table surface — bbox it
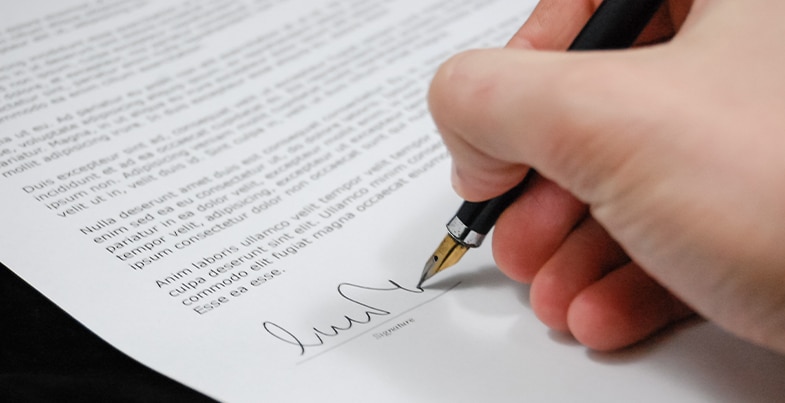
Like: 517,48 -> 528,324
0,263 -> 215,402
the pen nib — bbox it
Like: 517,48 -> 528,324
417,235 -> 468,288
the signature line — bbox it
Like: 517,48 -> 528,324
298,281 -> 461,365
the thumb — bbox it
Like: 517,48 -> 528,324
428,46 -> 670,205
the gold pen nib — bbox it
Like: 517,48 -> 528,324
417,234 -> 468,288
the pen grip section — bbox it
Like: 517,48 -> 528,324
455,175 -> 530,235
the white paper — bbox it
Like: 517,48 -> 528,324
1,1 -> 784,401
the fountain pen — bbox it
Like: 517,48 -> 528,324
418,0 -> 666,287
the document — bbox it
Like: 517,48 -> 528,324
1,1 -> 784,401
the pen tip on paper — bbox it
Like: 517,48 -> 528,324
417,234 -> 468,288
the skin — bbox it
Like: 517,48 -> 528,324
428,0 -> 785,353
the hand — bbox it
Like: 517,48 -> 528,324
428,0 -> 785,353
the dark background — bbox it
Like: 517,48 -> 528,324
0,263 -> 216,402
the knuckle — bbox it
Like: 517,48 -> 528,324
429,50 -> 502,131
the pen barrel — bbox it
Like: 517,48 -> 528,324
568,0 -> 665,50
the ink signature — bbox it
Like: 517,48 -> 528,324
262,280 -> 424,355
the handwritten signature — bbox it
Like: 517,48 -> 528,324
262,280 -> 424,355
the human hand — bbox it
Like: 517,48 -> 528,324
428,0 -> 785,353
